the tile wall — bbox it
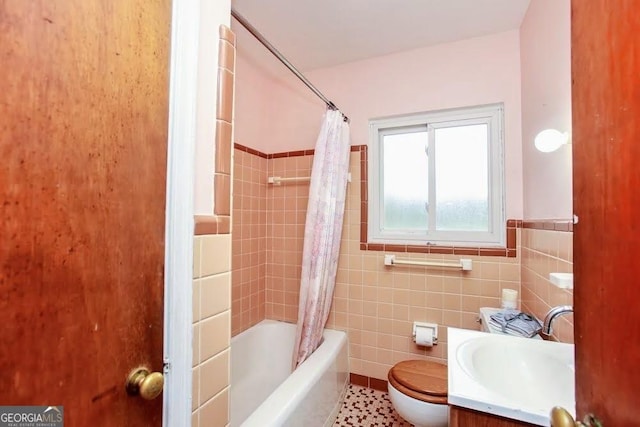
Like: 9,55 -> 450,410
331,151 -> 521,380
232,147 -> 524,381
231,146 -> 268,335
192,235 -> 232,427
264,154 -> 314,323
521,226 -> 574,343
191,25 -> 235,427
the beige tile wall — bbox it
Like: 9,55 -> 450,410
231,148 -> 267,335
250,150 -> 522,381
334,152 -> 522,380
192,234 -> 231,427
191,24 -> 235,427
521,228 -> 574,343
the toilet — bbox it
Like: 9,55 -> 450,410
388,309 -> 541,426
387,359 -> 448,427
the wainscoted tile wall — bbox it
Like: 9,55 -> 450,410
192,235 -> 232,427
520,225 -> 574,343
191,25 -> 235,427
231,146 -> 268,335
232,146 -> 525,382
264,153 -> 314,323
328,151 -> 521,380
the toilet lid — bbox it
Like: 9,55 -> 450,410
389,360 -> 447,397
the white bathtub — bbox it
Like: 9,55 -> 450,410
230,319 -> 349,427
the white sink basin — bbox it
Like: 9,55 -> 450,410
448,328 -> 576,426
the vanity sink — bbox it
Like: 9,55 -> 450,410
457,334 -> 574,411
448,328 -> 576,426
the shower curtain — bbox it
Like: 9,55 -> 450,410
292,109 -> 351,369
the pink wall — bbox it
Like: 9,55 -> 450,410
236,30 -> 524,219
234,53 -> 324,151
520,0 -> 572,220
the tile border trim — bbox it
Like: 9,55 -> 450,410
349,373 -> 388,392
234,143 -> 268,159
233,143 -> 360,159
195,25 -> 235,236
194,215 -> 230,235
522,219 -> 574,232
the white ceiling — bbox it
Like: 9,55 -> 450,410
231,0 -> 531,72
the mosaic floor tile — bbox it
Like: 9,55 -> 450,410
333,384 -> 413,427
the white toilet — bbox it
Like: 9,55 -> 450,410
387,360 -> 448,427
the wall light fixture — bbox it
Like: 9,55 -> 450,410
534,129 -> 570,153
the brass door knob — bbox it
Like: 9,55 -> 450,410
126,367 -> 164,400
551,407 -> 578,427
550,407 -> 603,427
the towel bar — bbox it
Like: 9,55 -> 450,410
384,254 -> 473,271
267,173 -> 352,185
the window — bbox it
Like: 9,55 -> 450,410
368,104 -> 505,247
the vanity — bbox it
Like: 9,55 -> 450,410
447,327 -> 575,426
450,405 -> 538,426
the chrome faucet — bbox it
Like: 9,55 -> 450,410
541,305 -> 573,335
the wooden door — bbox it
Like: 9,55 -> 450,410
572,0 -> 640,424
0,1 -> 170,426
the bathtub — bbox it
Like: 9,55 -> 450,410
230,319 -> 349,427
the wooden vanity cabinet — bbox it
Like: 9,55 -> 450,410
449,405 -> 538,427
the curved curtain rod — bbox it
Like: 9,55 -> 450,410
230,8 -> 349,123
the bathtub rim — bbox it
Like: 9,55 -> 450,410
234,319 -> 348,427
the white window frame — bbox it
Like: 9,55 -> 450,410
368,103 -> 505,247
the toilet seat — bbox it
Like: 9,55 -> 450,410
388,360 -> 448,405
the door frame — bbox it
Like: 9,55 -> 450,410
163,0 -> 201,425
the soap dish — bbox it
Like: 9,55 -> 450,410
549,273 -> 573,289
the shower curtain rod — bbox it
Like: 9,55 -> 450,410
231,8 -> 349,123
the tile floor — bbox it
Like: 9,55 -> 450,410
334,384 -> 412,427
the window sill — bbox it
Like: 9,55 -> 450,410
360,219 -> 520,258
360,242 -> 517,257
